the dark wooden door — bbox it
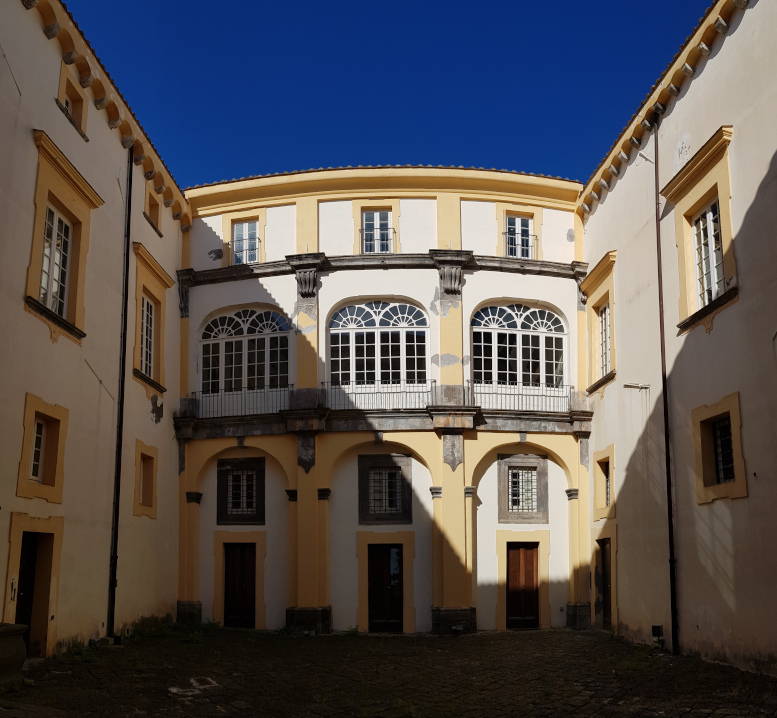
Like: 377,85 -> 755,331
224,543 -> 256,629
368,544 -> 403,633
506,542 -> 539,629
598,538 -> 612,629
17,532 -> 38,653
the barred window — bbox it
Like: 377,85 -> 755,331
693,199 -> 724,308
359,455 -> 411,524
217,458 -> 265,525
712,416 -> 735,484
508,468 -> 537,513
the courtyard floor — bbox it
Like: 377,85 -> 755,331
3,625 -> 777,717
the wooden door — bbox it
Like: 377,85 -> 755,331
597,538 -> 612,629
224,543 -> 256,629
506,542 -> 539,629
17,532 -> 38,653
368,544 -> 403,633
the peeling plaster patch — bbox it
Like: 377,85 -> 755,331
300,325 -> 316,335
292,300 -> 317,324
442,433 -> 463,471
431,354 -> 440,366
579,436 -> 590,468
207,248 -> 223,261
439,298 -> 460,318
462,355 -> 470,366
440,353 -> 460,367
429,287 -> 440,317
150,395 -> 163,423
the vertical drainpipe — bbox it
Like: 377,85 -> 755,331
651,112 -> 680,655
107,145 -> 134,639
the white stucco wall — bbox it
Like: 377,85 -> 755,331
540,208 -> 575,264
318,200 -> 354,257
198,454 -> 289,629
328,449 -> 434,632
461,201 -> 497,254
265,204 -> 296,261
398,199 -> 436,254
190,215 -> 224,271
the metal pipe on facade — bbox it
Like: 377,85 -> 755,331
650,112 -> 680,655
107,145 -> 134,639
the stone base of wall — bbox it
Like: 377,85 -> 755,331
285,607 -> 332,635
566,602 -> 591,630
176,600 -> 202,625
431,607 -> 477,634
0,624 -> 27,689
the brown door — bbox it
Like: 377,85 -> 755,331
368,544 -> 403,633
506,542 -> 539,629
224,543 -> 256,628
16,531 -> 54,657
596,538 -> 612,629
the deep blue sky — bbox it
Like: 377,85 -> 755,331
64,0 -> 712,189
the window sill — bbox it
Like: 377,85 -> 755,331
55,99 -> 89,142
677,286 -> 738,336
586,369 -> 616,396
132,368 -> 166,394
25,296 -> 86,341
143,212 -> 163,238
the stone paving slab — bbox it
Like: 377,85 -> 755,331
2,628 -> 777,717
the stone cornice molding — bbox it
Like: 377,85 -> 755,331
33,130 -> 103,209
133,243 -> 175,289
580,251 -> 616,297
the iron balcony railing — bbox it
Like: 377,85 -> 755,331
360,227 -> 396,254
502,232 -> 538,260
470,381 -> 571,413
322,380 -> 432,410
227,238 -> 261,266
182,386 -> 292,419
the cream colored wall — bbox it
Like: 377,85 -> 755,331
318,201 -> 354,257
540,209 -> 575,264
197,457 -> 289,629
265,205 -> 296,261
0,0 -> 179,648
328,451 -> 434,632
398,199 -> 436,254
475,460 -> 569,629
461,201 -> 496,254
190,215 -> 224,271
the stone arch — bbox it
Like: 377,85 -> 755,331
55,27 -> 75,60
90,78 -> 109,109
470,298 -> 570,333
325,296 -> 429,329
105,100 -> 122,129
118,120 -> 134,149
73,55 -> 93,88
163,186 -> 174,208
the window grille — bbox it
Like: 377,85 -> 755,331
141,295 -> 154,377
39,206 -> 72,318
693,200 -> 724,308
227,470 -> 257,514
601,460 -> 611,507
368,467 -> 403,514
599,303 -> 610,378
507,468 -> 537,513
712,416 -> 735,484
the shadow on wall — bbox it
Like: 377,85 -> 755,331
612,145 -> 777,672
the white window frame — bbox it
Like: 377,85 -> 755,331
505,215 -> 533,259
232,220 -> 259,265
30,418 -> 46,483
39,205 -> 72,318
598,303 -> 610,378
693,199 -> 725,309
141,294 -> 155,378
362,210 -> 393,254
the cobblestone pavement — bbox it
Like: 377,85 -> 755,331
2,627 -> 777,717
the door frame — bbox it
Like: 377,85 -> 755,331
357,531 -> 415,633
3,513 -> 64,657
591,524 -> 618,630
495,530 -> 550,629
213,531 -> 265,629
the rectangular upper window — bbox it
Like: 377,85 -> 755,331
504,215 -> 534,259
507,467 -> 537,513
497,454 -> 548,524
693,199 -> 724,309
232,221 -> 260,265
711,415 -> 735,484
598,303 -> 611,378
134,440 -> 157,519
362,210 -> 393,254
217,458 -> 265,525
141,294 -> 155,378
39,206 -> 73,318
358,455 -> 411,524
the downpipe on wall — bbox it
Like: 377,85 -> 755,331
107,145 -> 134,640
651,112 -> 680,655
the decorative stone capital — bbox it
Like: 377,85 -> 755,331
154,183 -> 165,195
172,210 -> 182,221
144,169 -> 156,181
430,486 -> 443,499
63,51 -> 78,65
79,72 -> 94,89
429,249 -> 473,296
464,486 -> 475,499
287,253 -> 325,299
164,198 -> 174,208
180,224 -> 192,233
121,135 -> 135,149
108,116 -> 122,130
133,153 -> 146,166
43,22 -> 60,39
177,269 -> 194,318
317,488 -> 331,501
22,0 -> 40,9
572,262 -> 589,308
185,491 -> 202,504
565,488 -> 579,501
